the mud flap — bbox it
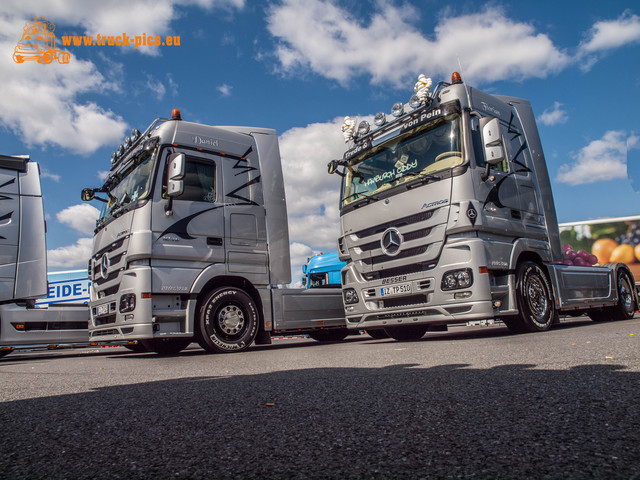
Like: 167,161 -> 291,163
254,328 -> 272,345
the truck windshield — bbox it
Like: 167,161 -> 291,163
342,116 -> 462,207
98,150 -> 156,224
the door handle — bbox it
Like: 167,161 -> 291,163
207,237 -> 223,246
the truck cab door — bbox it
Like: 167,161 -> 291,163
472,117 -> 525,237
151,149 -> 225,265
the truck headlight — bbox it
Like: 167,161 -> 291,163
441,268 -> 473,291
343,288 -> 359,305
119,293 -> 136,313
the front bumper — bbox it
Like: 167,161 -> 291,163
342,238 -> 495,329
89,267 -> 156,342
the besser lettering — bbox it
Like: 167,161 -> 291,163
382,275 -> 408,285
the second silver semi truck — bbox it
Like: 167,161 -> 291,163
82,110 -> 346,355
328,73 -> 637,340
0,155 -> 89,357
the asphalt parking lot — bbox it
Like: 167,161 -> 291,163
1,316 -> 639,479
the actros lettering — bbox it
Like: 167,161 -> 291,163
421,199 -> 448,209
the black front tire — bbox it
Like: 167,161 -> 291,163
308,329 -> 349,342
124,342 -> 150,353
383,324 -> 428,341
366,329 -> 389,339
513,261 -> 557,333
197,287 -> 258,353
141,338 -> 191,355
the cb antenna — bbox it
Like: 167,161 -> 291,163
457,56 -> 472,107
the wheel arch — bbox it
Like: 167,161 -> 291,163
195,275 -> 264,325
514,250 -> 561,311
609,262 -> 638,308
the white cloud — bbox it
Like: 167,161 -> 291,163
40,169 -> 61,182
288,241 -> 317,287
266,1 -> 570,86
47,237 -> 93,268
56,203 -> 100,234
0,35 -> 127,153
279,117 -> 349,283
146,77 -> 167,100
579,11 -> 640,53
0,0 -> 244,154
556,131 -> 639,186
537,101 -> 568,126
217,84 -> 233,97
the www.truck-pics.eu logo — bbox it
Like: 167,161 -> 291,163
13,17 -> 70,65
13,16 -> 182,65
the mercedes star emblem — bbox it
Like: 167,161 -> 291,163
381,228 -> 402,256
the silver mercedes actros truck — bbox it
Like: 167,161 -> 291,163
0,155 -> 88,357
328,73 -> 637,340
81,110 -> 345,355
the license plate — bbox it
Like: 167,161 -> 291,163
97,304 -> 109,315
380,282 -> 412,296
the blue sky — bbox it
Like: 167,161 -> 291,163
1,0 -> 639,283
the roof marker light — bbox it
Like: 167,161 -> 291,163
171,108 -> 182,120
357,120 -> 370,136
391,102 -> 404,117
409,95 -> 422,108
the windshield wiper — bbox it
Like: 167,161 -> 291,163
342,190 -> 379,206
108,193 -> 131,217
402,171 -> 440,188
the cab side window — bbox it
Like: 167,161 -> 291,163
179,158 -> 216,203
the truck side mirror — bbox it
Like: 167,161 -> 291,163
327,159 -> 345,176
81,188 -> 94,201
480,117 -> 505,166
166,153 -> 185,198
302,264 -> 308,274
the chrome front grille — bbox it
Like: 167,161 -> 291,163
346,206 -> 448,276
90,236 -> 129,290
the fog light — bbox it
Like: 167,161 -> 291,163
119,293 -> 136,313
454,291 -> 472,299
343,288 -> 359,305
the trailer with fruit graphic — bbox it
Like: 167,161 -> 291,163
329,72 -> 637,340
560,216 -> 640,284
